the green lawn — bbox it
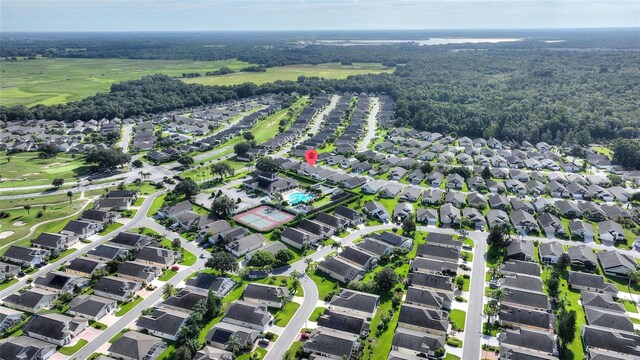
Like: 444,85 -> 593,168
461,251 -> 473,262
1,58 -> 251,106
307,270 -> 342,301
0,152 -> 89,188
236,347 -> 267,360
620,299 -> 639,313
0,278 -> 19,291
308,306 -> 326,321
360,297 -> 398,360
253,276 -> 304,297
115,297 -> 143,316
184,63 -> 395,87
450,309 -> 466,331
108,328 -> 131,343
179,249 -> 197,266
58,339 -> 88,355
444,354 -> 461,360
89,320 -> 108,330
99,222 -> 123,235
159,270 -> 177,281
252,96 -> 309,144
147,193 -> 167,217
273,301 -> 301,327
0,200 -> 88,250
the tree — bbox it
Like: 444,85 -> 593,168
177,155 -> 194,167
375,267 -> 400,293
234,141 -> 252,156
557,253 -> 571,270
304,257 -> 314,272
420,161 -> 433,174
275,249 -> 295,265
174,346 -> 193,360
243,132 -> 255,141
225,335 -> 242,355
163,283 -> 177,298
23,204 -> 31,214
85,148 -> 131,168
484,299 -> 500,324
557,308 -> 577,349
174,178 -> 200,199
545,272 -> 560,299
255,156 -> 281,173
330,241 -> 343,251
612,139 -> 640,170
210,162 -> 235,180
172,238 -> 181,250
66,191 -> 73,204
205,290 -> 222,320
401,218 -> 416,236
247,251 -> 276,268
132,159 -> 143,168
38,143 -> 59,159
211,195 -> 237,218
481,166 -> 492,179
486,226 -> 506,247
206,251 -> 238,275
52,178 -> 64,188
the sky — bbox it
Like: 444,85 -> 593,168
1,0 -> 638,32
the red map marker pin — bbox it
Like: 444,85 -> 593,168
305,149 -> 318,166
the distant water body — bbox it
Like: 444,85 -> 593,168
316,38 -> 523,46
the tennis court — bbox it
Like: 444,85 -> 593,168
233,205 -> 295,231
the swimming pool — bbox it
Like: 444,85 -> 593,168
289,192 -> 314,205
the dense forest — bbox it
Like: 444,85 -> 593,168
1,30 -> 639,151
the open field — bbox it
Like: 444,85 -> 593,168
183,63 -> 395,86
0,152 -> 89,188
1,58 -> 251,106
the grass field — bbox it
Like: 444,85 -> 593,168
115,297 -> 143,316
0,152 -> 89,188
59,339 -> 88,355
272,301 -> 300,326
184,63 -> 394,86
0,200 -> 88,250
1,58 -> 251,106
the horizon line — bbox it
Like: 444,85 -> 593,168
2,26 -> 639,34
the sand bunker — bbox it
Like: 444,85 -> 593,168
43,163 -> 64,169
0,231 -> 14,239
22,172 -> 42,177
13,221 -> 27,227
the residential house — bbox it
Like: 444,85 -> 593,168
1,246 -> 49,267
538,242 -> 564,264
0,336 -> 56,360
303,328 -> 360,360
184,273 -> 237,297
22,313 -> 87,346
567,246 -> 598,271
66,257 -> 107,277
397,304 -> 449,337
317,256 -> 365,284
222,301 -> 272,332
2,288 -> 57,313
204,322 -> 259,350
93,276 -> 142,302
107,331 -> 166,360
67,295 -> 117,321
135,246 -> 179,268
225,234 -> 266,257
243,283 -> 290,309
598,250 -> 637,277
505,239 -> 535,262
31,233 -> 77,252
33,271 -> 89,294
136,308 -> 190,341
328,289 -> 380,320
117,261 -> 162,283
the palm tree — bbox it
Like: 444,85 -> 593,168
66,191 -> 73,204
330,242 -> 343,252
304,257 -> 313,272
163,283 -> 177,298
23,204 -> 31,214
627,269 -> 640,293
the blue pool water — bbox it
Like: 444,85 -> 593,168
289,192 -> 314,205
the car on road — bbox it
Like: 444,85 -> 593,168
259,338 -> 270,345
199,254 -> 206,259
171,265 -> 180,271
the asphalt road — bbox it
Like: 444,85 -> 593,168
263,275 -> 318,360
119,124 -> 133,153
358,97 -> 379,151
462,232 -> 488,360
